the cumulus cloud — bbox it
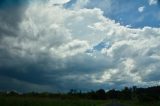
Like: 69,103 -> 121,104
149,0 -> 158,5
0,0 -> 160,92
72,0 -> 90,9
84,0 -> 112,15
48,0 -> 70,5
138,6 -> 145,13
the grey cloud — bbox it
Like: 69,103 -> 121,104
0,75 -> 54,93
0,0 -> 29,39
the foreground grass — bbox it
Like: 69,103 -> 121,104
118,100 -> 160,106
1,96 -> 159,106
0,96 -> 106,106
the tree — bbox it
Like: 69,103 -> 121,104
95,89 -> 106,99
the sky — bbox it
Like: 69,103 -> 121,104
0,0 -> 160,92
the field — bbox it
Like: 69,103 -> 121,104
0,96 -> 106,106
120,100 -> 160,106
0,95 -> 160,106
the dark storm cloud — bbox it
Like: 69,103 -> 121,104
0,50 -> 58,85
0,0 -> 29,89
0,0 -> 29,38
0,51 -> 113,92
0,0 -> 27,8
65,54 -> 114,74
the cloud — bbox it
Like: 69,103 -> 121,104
0,75 -> 53,92
149,0 -> 158,5
73,0 -> 90,9
0,0 -> 29,38
0,0 -> 160,92
0,0 -> 28,8
48,0 -> 70,5
138,6 -> 145,13
84,0 -> 112,15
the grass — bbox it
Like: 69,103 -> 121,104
0,96 -> 107,106
1,96 -> 160,106
118,99 -> 160,106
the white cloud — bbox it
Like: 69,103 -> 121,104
138,6 -> 145,13
48,0 -> 70,4
73,0 -> 90,9
149,0 -> 158,5
51,40 -> 89,58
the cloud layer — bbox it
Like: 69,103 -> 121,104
0,0 -> 160,92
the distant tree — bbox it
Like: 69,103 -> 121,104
106,89 -> 118,99
8,91 -> 19,96
131,86 -> 137,99
68,89 -> 78,95
95,89 -> 106,99
136,86 -> 160,102
121,87 -> 132,100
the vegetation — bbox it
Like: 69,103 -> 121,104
0,96 -> 106,106
0,86 -> 160,106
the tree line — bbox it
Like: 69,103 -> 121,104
0,86 -> 160,102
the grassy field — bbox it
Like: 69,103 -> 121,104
118,100 -> 160,106
0,96 -> 107,106
0,96 -> 160,106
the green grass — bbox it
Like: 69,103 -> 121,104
0,96 -> 107,106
